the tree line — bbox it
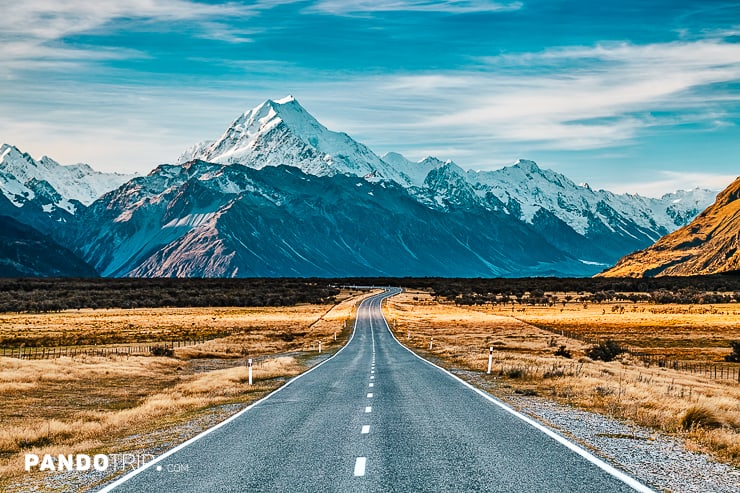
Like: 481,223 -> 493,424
0,278 -> 340,312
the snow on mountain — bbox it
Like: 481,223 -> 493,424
177,96 -> 416,185
380,152 -> 445,187
465,159 -> 714,241
72,160 -> 597,278
170,96 -> 716,272
601,175 -> 740,277
0,144 -> 133,213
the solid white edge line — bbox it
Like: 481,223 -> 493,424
354,457 -> 367,476
379,287 -> 655,493
97,291 -> 382,493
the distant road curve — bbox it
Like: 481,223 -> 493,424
99,288 -> 653,492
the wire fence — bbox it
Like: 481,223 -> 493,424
0,333 -> 230,360
535,325 -> 740,384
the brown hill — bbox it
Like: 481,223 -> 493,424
599,176 -> 740,277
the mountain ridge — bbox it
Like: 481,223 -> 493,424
599,176 -> 740,277
0,96 -> 722,278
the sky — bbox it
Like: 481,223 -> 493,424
1,0 -> 739,196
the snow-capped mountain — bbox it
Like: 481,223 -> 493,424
600,175 -> 740,277
0,144 -> 133,241
6,96 -> 719,278
364,152 -> 715,266
69,160 -> 598,277
0,144 -> 132,212
177,96 -> 417,186
167,96 -> 717,275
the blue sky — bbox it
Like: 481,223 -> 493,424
1,0 -> 739,196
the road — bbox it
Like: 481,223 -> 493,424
100,288 -> 651,492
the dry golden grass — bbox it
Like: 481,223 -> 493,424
385,290 -> 740,468
0,290 -> 373,490
487,300 -> 740,362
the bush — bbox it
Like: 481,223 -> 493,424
680,405 -> 723,430
554,345 -> 572,358
587,339 -> 626,362
150,345 -> 174,357
725,341 -> 740,362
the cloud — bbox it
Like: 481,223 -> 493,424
0,0 -> 259,73
308,0 -> 522,14
369,39 -> 740,152
608,171 -> 737,197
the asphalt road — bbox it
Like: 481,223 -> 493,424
100,288 -> 652,492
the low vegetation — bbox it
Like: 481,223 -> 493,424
384,290 -> 740,468
0,278 -> 340,313
0,290 -> 370,491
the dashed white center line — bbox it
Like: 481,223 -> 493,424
354,457 -> 366,477
369,383 -> 374,387
361,425 -> 370,434
370,375 -> 375,379
371,370 -> 374,374
367,393 -> 373,398
365,406 -> 372,413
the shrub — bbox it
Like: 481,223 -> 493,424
725,341 -> 740,362
587,339 -> 626,362
554,345 -> 572,358
680,405 -> 723,430
150,345 -> 174,357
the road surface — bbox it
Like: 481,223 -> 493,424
100,288 -> 651,492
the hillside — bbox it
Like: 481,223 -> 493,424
600,176 -> 740,277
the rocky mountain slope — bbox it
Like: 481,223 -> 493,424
70,161 -> 597,277
174,96 -> 713,272
0,144 -> 132,235
599,176 -> 740,277
2,96 -> 719,278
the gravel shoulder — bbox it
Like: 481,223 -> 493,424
453,368 -> 740,493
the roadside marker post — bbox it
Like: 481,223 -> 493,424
429,337 -> 433,350
487,347 -> 493,374
318,341 -> 322,353
334,332 -> 337,341
248,359 -> 253,386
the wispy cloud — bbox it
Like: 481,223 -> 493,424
0,0 -> 259,72
608,171 -> 738,197
308,0 -> 523,15
368,39 -> 740,152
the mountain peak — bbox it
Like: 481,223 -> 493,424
273,95 -> 296,104
176,96 -> 416,185
514,159 -> 541,173
0,144 -> 133,210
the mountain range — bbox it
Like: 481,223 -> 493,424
0,96 -> 721,277
600,175 -> 740,277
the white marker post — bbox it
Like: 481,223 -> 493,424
334,331 -> 337,341
318,341 -> 322,353
407,331 -> 410,340
487,347 -> 493,375
248,359 -> 253,385
429,337 -> 433,350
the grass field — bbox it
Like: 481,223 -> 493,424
384,290 -> 740,468
504,300 -> 740,362
0,289 -> 372,490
